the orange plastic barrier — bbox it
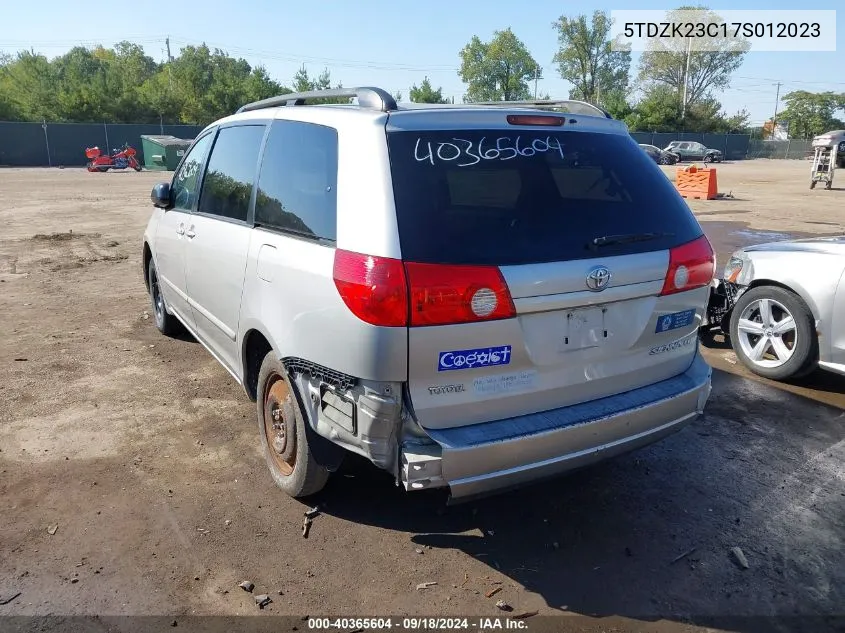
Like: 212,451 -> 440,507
675,165 -> 718,200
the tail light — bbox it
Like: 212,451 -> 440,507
333,250 -> 516,327
405,262 -> 516,326
333,250 -> 408,327
660,235 -> 716,296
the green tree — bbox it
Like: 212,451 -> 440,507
552,10 -> 631,106
625,86 -> 681,131
0,41 -> 350,125
637,6 -> 748,115
724,108 -> 751,133
778,91 -> 845,139
409,77 -> 448,103
0,53 -> 22,120
458,28 -> 541,102
2,51 -> 60,120
291,65 -> 347,103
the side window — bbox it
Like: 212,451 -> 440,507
254,120 -> 338,241
170,133 -> 214,211
197,125 -> 266,223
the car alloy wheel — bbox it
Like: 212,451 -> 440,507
735,297 -> 797,369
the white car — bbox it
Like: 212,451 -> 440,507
706,236 -> 845,381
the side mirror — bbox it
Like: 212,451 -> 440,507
151,182 -> 172,209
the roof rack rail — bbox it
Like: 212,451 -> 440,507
474,99 -> 613,119
236,86 -> 397,114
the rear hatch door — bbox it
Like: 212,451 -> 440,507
385,114 -> 713,430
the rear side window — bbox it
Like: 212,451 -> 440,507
254,120 -> 338,241
386,129 -> 702,265
198,125 -> 266,223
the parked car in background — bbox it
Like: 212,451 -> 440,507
639,144 -> 679,165
664,141 -> 723,163
142,88 -> 715,502
704,236 -> 845,381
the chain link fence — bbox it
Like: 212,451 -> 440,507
628,132 -> 751,161
0,121 -> 205,167
746,139 -> 814,160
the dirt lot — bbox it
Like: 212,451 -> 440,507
1,161 -> 844,633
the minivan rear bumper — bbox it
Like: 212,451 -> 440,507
403,351 -> 712,502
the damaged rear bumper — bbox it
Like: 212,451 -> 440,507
401,352 -> 712,502
703,278 -> 746,331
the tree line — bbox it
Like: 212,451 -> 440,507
1,5 -> 842,137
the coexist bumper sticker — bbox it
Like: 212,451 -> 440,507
438,345 -> 512,372
656,309 -> 696,333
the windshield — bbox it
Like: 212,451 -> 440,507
385,129 -> 703,266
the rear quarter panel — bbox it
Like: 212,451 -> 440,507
238,230 -> 408,381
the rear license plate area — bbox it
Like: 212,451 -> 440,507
561,307 -> 608,351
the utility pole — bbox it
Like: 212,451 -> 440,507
681,36 -> 692,121
165,36 -> 173,91
533,66 -> 539,100
771,81 -> 782,139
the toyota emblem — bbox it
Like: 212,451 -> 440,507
585,266 -> 612,292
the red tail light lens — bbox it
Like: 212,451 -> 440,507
333,250 -> 408,327
405,262 -> 516,327
660,235 -> 716,296
334,251 -> 517,327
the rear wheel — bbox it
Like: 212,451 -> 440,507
810,180 -> 817,190
728,285 -> 817,381
257,353 -> 329,498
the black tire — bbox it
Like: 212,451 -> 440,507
703,154 -> 713,163
728,285 -> 817,381
147,259 -> 182,336
810,180 -> 817,190
256,352 -> 329,498
659,155 -> 670,165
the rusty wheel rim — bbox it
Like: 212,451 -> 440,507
263,374 -> 297,477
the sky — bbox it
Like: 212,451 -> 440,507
1,0 -> 842,126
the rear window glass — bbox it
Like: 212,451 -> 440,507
385,129 -> 702,266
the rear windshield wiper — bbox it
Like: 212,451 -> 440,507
589,232 -> 674,249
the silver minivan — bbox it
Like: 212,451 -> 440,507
142,88 -> 715,502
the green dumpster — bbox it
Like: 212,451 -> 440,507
140,135 -> 193,171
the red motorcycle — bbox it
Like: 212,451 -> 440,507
85,143 -> 142,172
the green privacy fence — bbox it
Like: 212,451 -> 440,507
0,121 -> 755,167
0,121 -> 205,167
